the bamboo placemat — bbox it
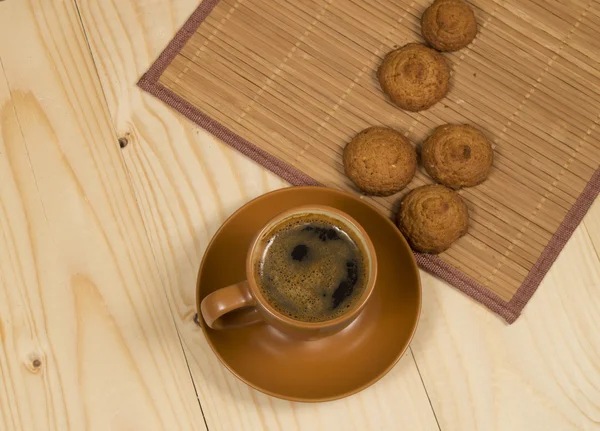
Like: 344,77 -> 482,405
139,0 -> 600,323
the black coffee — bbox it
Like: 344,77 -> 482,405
256,213 -> 368,323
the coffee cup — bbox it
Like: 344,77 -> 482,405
200,205 -> 377,339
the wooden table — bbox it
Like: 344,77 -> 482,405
1,1 -> 599,430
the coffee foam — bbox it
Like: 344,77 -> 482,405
255,213 -> 368,323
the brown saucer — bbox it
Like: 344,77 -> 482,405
196,186 -> 421,402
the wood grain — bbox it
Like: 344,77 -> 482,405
583,199 -> 600,261
73,0 -> 441,429
411,207 -> 600,430
1,0 -> 599,430
0,1 -> 206,429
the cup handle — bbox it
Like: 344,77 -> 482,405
200,281 -> 262,329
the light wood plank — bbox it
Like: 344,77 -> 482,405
73,0 -> 441,429
0,1 -> 206,429
411,223 -> 600,431
583,198 -> 600,262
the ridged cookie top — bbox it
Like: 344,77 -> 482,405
421,0 -> 478,51
422,124 -> 493,188
343,127 -> 417,196
397,184 -> 469,253
378,43 -> 450,112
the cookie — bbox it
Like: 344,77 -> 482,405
397,184 -> 469,253
421,124 -> 493,188
421,0 -> 478,52
343,127 -> 417,196
378,43 -> 450,112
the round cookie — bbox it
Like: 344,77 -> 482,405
377,43 -> 450,112
343,127 -> 417,196
421,0 -> 478,52
422,124 -> 493,188
397,184 -> 469,253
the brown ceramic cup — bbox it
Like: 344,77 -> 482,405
200,205 -> 378,340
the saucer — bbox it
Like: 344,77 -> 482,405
196,186 -> 421,402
